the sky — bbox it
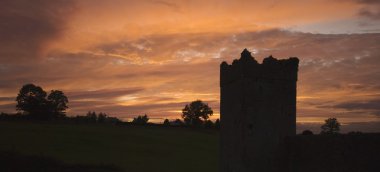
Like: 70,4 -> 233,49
0,0 -> 380,132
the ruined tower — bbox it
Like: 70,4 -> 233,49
220,49 -> 299,172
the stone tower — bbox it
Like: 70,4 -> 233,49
220,49 -> 299,172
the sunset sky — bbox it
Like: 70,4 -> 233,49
1,0 -> 380,132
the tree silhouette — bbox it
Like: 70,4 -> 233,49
163,119 -> 170,126
301,130 -> 314,135
16,84 -> 69,120
16,84 -> 48,119
321,118 -> 341,134
181,100 -> 213,126
86,111 -> 97,122
98,112 -> 107,123
47,90 -> 68,118
132,114 -> 149,125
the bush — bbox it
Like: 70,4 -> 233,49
204,120 -> 214,129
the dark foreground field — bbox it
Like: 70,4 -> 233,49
0,121 -> 219,172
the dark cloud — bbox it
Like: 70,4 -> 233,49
343,121 -> 380,132
358,8 -> 380,20
351,0 -> 380,20
0,97 -> 14,102
67,88 -> 144,100
0,0 -> 76,63
332,99 -> 380,115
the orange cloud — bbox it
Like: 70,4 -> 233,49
46,0 -> 377,53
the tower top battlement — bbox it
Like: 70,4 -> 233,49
220,49 -> 299,87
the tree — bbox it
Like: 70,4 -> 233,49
47,90 -> 68,118
163,119 -> 170,126
321,118 -> 341,134
86,111 -> 97,122
301,130 -> 314,135
16,84 -> 48,119
173,119 -> 184,126
16,84 -> 69,120
181,100 -> 213,126
98,112 -> 107,123
132,114 -> 149,125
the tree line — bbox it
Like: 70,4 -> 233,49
2,83 -> 350,132
301,117 -> 343,135
1,83 -> 221,129
130,100 -> 220,129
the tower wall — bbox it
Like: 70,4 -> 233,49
220,49 -> 299,172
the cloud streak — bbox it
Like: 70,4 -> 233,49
328,99 -> 380,115
67,88 -> 144,100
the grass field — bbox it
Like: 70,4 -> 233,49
0,121 -> 219,172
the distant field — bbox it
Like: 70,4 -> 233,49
0,121 -> 219,172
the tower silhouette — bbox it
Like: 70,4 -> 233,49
220,49 -> 299,172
